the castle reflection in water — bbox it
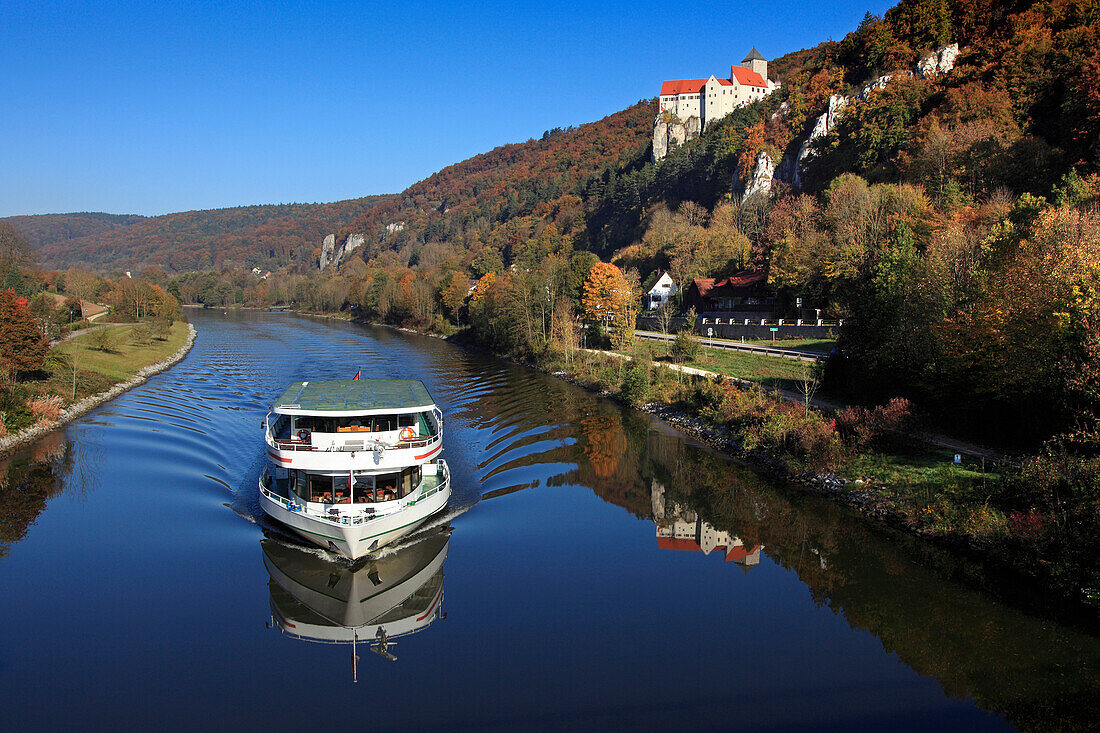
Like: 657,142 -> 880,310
651,480 -> 762,566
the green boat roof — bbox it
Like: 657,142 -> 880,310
273,379 -> 435,415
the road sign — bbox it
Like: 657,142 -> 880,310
770,327 -> 778,332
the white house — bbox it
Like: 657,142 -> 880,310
645,271 -> 679,310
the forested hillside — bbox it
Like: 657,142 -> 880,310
6,197 -> 390,273
4,212 -> 147,248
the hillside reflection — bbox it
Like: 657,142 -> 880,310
441,362 -> 1100,731
263,527 -> 449,669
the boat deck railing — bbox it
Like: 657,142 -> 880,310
260,460 -> 450,526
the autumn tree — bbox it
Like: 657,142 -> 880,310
0,289 -> 48,385
582,262 -> 630,327
0,224 -> 32,280
440,274 -> 469,317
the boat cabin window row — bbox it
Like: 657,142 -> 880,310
287,466 -> 423,504
290,411 -> 439,437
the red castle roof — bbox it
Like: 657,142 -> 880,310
660,79 -> 708,96
730,66 -> 766,87
656,536 -> 763,562
661,67 -> 766,97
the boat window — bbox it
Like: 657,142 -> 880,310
330,475 -> 352,504
294,416 -> 336,433
293,415 -> 412,433
398,465 -> 423,498
288,470 -> 306,501
372,415 -> 396,432
306,473 -> 335,503
374,472 -> 400,501
352,475 -> 372,503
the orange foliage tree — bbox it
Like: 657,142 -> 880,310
0,289 -> 48,383
582,262 -> 636,349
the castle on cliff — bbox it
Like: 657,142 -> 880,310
653,48 -> 778,161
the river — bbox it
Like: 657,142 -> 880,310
0,310 -> 1096,731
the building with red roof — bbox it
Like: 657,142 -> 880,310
683,270 -> 776,316
654,49 -> 777,161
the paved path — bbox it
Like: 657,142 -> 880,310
589,349 -> 1009,463
635,329 -> 824,362
50,322 -> 139,346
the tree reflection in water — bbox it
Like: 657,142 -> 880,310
0,432 -> 69,559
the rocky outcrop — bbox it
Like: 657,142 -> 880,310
343,233 -> 364,257
916,43 -> 959,78
652,112 -> 701,162
319,234 -> 337,271
734,151 -> 776,199
319,233 -> 366,271
771,44 -> 960,192
781,94 -> 848,189
858,74 -> 892,100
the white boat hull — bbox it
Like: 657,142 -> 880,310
259,464 -> 451,559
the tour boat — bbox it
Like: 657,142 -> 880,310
259,379 -> 451,559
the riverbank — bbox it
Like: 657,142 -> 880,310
0,322 -> 197,456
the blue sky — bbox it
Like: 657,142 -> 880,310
0,0 -> 895,217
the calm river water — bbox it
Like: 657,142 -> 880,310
0,310 -> 1097,731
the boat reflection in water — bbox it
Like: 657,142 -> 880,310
651,479 -> 763,566
262,526 -> 449,668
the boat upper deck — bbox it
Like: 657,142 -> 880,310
274,379 -> 436,416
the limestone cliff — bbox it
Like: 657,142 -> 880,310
319,232 -> 366,271
916,43 -> 959,78
652,112 -> 701,162
733,151 -> 776,200
319,234 -> 336,271
776,44 -> 959,190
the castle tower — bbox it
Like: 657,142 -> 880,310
742,47 -> 767,80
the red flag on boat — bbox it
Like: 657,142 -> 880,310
353,369 -> 361,380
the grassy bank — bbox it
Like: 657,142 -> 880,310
54,322 -> 190,381
634,339 -> 814,391
1,321 -> 191,434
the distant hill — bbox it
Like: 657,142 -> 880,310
6,197 -> 390,273
334,102 -> 655,256
4,212 -> 148,249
